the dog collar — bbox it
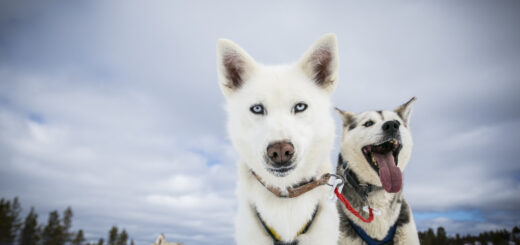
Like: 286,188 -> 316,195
250,170 -> 331,198
254,204 -> 319,244
339,154 -> 382,203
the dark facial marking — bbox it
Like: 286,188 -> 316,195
377,110 -> 384,120
348,120 -> 357,130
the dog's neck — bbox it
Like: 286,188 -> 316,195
338,154 -> 403,236
250,170 -> 331,198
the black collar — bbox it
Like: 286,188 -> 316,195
338,154 -> 382,203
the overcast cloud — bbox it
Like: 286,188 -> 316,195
1,1 -> 519,244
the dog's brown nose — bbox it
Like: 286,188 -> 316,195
267,141 -> 294,167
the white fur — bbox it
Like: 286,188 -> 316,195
336,98 -> 420,244
217,34 -> 340,244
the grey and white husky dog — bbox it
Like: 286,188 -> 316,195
335,98 -> 420,245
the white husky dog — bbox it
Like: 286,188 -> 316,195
335,98 -> 420,245
216,34 -> 340,245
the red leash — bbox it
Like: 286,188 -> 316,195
334,188 -> 374,223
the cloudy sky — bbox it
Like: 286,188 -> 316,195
1,1 -> 519,244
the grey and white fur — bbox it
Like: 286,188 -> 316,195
335,97 -> 420,245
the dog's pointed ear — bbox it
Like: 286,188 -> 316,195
335,107 -> 356,128
299,34 -> 339,92
217,39 -> 256,96
394,97 -> 417,126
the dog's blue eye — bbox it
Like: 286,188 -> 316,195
294,103 -> 308,113
364,120 -> 374,127
250,104 -> 265,115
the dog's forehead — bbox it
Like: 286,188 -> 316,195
238,66 -> 325,103
356,110 -> 399,121
355,111 -> 381,122
381,110 -> 400,120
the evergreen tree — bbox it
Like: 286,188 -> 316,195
436,226 -> 448,244
108,226 -> 118,245
117,229 -> 128,245
0,197 -> 22,245
19,207 -> 40,245
0,197 -> 139,245
513,226 -> 520,244
424,228 -> 435,245
63,207 -> 74,243
454,233 -> 462,245
72,229 -> 85,245
41,210 -> 65,245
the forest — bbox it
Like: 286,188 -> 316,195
0,197 -> 133,245
418,225 -> 520,245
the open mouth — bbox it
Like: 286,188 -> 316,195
267,165 -> 296,177
361,139 -> 403,193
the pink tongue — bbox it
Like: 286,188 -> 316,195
373,152 -> 402,193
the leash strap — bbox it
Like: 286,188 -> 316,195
334,187 -> 374,223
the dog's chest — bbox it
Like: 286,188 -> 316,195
252,188 -> 323,241
341,192 -> 403,241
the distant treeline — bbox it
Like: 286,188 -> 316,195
4,196 -> 520,245
419,226 -> 520,245
0,197 -> 134,245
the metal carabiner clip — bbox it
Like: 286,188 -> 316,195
325,173 -> 345,187
327,174 -> 345,202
